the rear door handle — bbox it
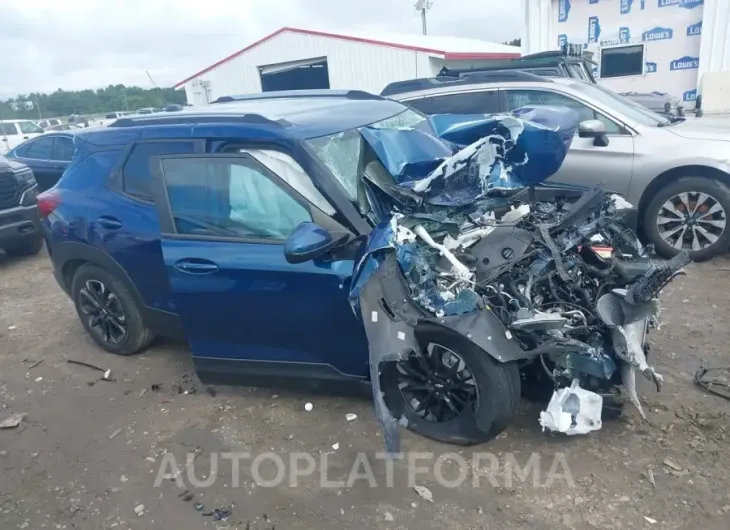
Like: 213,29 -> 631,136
174,258 -> 219,274
97,215 -> 122,229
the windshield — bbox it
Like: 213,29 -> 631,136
570,82 -> 671,126
307,109 -> 429,199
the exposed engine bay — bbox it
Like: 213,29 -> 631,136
348,106 -> 691,454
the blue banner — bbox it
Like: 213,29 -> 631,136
670,56 -> 699,71
687,21 -> 702,36
619,27 -> 631,43
621,0 -> 634,14
645,61 -> 658,73
643,27 -> 674,41
589,0 -> 599,3
588,16 -> 601,43
683,89 -> 697,102
558,34 -> 568,47
658,0 -> 703,8
558,0 -> 571,22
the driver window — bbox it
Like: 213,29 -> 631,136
505,90 -> 624,135
162,157 -> 311,240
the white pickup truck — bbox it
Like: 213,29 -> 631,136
0,120 -> 44,155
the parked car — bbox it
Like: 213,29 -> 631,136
384,73 -> 730,261
135,107 -> 157,115
35,118 -> 64,130
425,46 -> 690,120
4,132 -> 77,191
0,156 -> 43,256
162,104 -> 184,112
0,119 -> 45,154
41,91 -> 565,446
620,92 -> 684,119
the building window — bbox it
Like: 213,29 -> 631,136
600,44 -> 644,78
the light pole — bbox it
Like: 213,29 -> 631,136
414,0 -> 433,35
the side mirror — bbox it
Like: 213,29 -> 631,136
284,222 -> 343,264
578,119 -> 609,147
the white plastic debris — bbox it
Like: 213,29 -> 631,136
371,311 -> 378,323
610,194 -> 633,210
304,403 -> 313,411
413,485 -> 433,502
539,379 -> 603,435
0,413 -> 26,429
643,516 -> 657,524
413,225 -> 472,280
501,204 -> 531,223
345,413 -> 357,422
384,511 -> 394,521
134,504 -> 145,517
332,442 -> 340,450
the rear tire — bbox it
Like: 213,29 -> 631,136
71,264 -> 154,355
3,235 -> 44,257
643,176 -> 730,261
381,326 -> 521,446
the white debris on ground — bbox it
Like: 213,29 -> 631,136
539,379 -> 603,435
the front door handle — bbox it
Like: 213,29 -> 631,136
174,258 -> 219,274
97,215 -> 122,229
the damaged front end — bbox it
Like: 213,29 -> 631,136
348,106 -> 690,454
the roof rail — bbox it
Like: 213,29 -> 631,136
380,70 -> 549,97
210,89 -> 383,104
108,114 -> 288,128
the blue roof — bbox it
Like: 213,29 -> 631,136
90,91 -> 410,141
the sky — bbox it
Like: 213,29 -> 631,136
0,0 -> 522,99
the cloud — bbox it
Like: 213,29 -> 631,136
0,0 -> 521,98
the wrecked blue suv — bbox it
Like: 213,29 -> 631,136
40,91 -> 685,451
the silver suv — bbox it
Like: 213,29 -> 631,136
387,76 -> 730,261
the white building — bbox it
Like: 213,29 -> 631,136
522,0 -> 730,113
175,27 -> 521,106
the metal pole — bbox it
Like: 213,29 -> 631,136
414,0 -> 432,35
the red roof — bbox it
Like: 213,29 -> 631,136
174,27 -> 520,88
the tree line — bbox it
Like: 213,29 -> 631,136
1,85 -> 186,120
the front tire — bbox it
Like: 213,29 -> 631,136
381,326 -> 521,446
71,264 -> 154,355
643,176 -> 730,261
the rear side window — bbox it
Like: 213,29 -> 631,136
53,136 -> 75,161
407,91 -> 500,115
122,141 -> 196,200
24,137 -> 55,159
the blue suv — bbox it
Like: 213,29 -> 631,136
41,91 -> 433,395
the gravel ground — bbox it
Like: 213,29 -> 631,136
0,250 -> 728,530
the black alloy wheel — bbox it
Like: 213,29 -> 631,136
78,279 -> 128,345
397,343 -> 478,423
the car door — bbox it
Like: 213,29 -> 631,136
11,136 -> 60,191
150,151 -> 370,389
502,89 -> 635,196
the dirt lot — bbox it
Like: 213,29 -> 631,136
0,250 -> 728,530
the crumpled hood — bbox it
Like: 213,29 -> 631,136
350,106 -> 579,306
359,106 -> 578,207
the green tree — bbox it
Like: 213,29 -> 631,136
0,85 -> 186,120
503,38 -> 522,47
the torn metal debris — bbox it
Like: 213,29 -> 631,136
348,106 -> 690,453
